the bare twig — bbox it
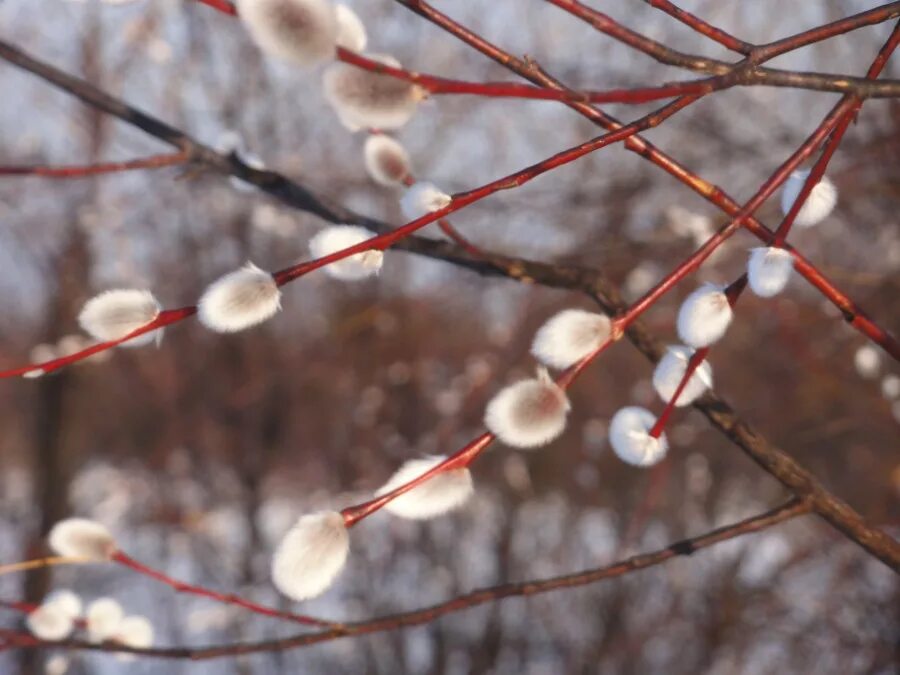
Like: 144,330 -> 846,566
0,151 -> 189,178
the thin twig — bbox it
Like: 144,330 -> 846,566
8,499 -> 811,660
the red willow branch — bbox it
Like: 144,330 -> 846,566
335,47 -> 900,102
649,30 -> 890,440
548,0 -> 900,73
194,0 -> 236,15
193,1 -> 900,99
391,1 -> 900,569
0,48 -> 703,377
0,16 -> 897,570
304,73 -> 873,537
0,75 -> 830,379
398,173 -> 487,259
6,498 -> 811,660
108,552 -> 340,629
394,0 -> 900,362
0,151 -> 189,178
643,0 -> 754,55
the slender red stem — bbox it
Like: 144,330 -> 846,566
341,336 -> 617,527
111,552 -> 339,629
272,95 -> 696,286
648,276 -> 754,441
1,97 -> 697,379
644,0 -> 754,55
337,47 -> 723,105
0,151 -> 188,178
401,174 -> 486,259
194,0 -> 236,15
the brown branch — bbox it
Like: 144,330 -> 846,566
0,151 -> 189,178
192,0 -> 900,99
548,0 -> 900,75
643,0 -> 755,55
9,499 -> 810,660
335,45 -> 900,102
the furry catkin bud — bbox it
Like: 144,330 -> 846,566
77,289 -> 161,347
375,455 -> 474,519
364,134 -> 410,186
48,518 -> 116,561
484,368 -> 571,448
308,225 -> 384,280
400,181 -> 452,220
46,590 -> 82,620
322,54 -> 424,130
113,616 -> 154,648
236,0 -> 338,66
854,345 -> 881,379
608,406 -> 668,467
676,283 -> 733,348
780,169 -> 837,228
530,309 -> 611,369
271,511 -> 349,601
86,598 -> 124,643
652,346 -> 712,407
747,247 -> 794,298
198,262 -> 282,333
111,615 -> 154,662
26,604 -> 75,641
45,655 -> 70,675
335,4 -> 367,52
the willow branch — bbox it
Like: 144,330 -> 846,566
0,30 -> 898,570
0,151 -> 189,178
10,499 -> 810,660
643,0 -> 754,55
393,0 -> 900,361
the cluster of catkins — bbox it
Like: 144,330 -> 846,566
263,169 -> 840,603
25,520 -> 153,662
31,0 -> 843,618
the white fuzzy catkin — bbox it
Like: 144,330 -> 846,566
45,590 -> 82,619
335,4 -> 367,52
652,346 -> 713,407
400,182 -> 452,220
608,406 -> 668,467
26,604 -> 75,641
197,262 -> 282,333
484,368 -> 571,448
854,345 -> 881,379
308,225 -> 384,280
113,615 -> 154,648
236,0 -> 338,66
363,134 -> 410,186
30,343 -> 57,364
78,289 -> 161,347
881,374 -> 900,400
45,654 -> 70,675
531,309 -> 611,370
780,169 -> 837,228
86,598 -> 124,643
48,518 -> 116,561
271,511 -> 350,601
375,455 -> 474,519
111,615 -> 154,662
322,54 -> 424,130
747,247 -> 794,298
676,283 -> 733,348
